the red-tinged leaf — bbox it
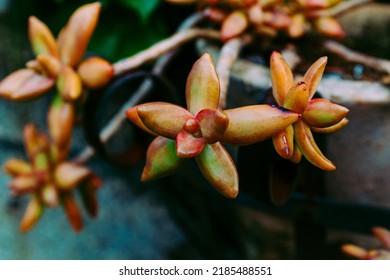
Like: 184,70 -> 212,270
137,102 -> 193,139
0,69 -> 54,101
341,244 -> 368,260
311,117 -> 349,133
4,159 -> 33,176
54,162 -> 92,190
23,124 -> 48,160
79,176 -> 100,217
303,98 -> 349,128
56,66 -> 82,101
272,124 -> 294,159
176,131 -> 205,158
20,195 -> 44,233
9,175 -> 39,196
263,10 -> 291,29
126,105 -> 158,136
141,136 -> 184,181
294,120 -> 336,170
270,51 -> 294,106
58,2 -> 101,67
48,94 -> 75,149
77,56 -> 114,89
290,145 -> 302,163
302,56 -> 328,100
196,108 -> 229,144
195,143 -> 239,198
372,227 -> 390,249
62,192 -> 83,232
314,16 -> 345,39
28,16 -> 59,57
220,10 -> 249,42
283,81 -> 309,114
248,3 -> 263,25
222,104 -> 300,145
186,53 -> 220,115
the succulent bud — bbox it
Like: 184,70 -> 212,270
77,56 -> 114,89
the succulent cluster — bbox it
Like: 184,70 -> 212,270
4,123 -> 101,232
270,51 -> 348,170
127,52 -> 347,197
0,2 -> 106,232
0,2 -> 113,102
166,0 -> 345,41
342,227 -> 390,260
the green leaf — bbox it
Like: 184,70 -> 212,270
119,0 -> 161,22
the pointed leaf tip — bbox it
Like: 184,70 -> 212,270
28,16 -> 59,57
59,2 -> 101,66
270,51 -> 294,106
186,53 -> 220,115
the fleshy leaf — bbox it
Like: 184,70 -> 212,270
79,175 -> 101,217
272,124 -> 294,159
196,108 -> 229,144
311,117 -> 349,133
314,16 -> 345,39
126,105 -> 158,136
54,162 -> 92,190
28,16 -> 59,57
195,143 -> 239,198
62,192 -> 83,232
294,120 -> 335,170
0,69 -> 54,101
20,195 -> 43,233
48,94 -> 75,149
222,105 -> 300,145
58,2 -> 101,67
4,159 -> 33,176
176,131 -> 205,158
36,54 -> 61,77
283,81 -> 309,114
141,136 -> 184,181
41,183 -> 59,208
287,13 -> 305,38
302,56 -> 328,100
9,175 -> 39,195
186,53 -> 220,116
372,227 -> 390,249
56,66 -> 82,101
220,10 -> 249,42
270,51 -> 294,106
77,56 -> 114,89
137,102 -> 193,139
303,98 -> 349,128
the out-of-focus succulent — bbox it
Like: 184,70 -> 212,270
127,53 -> 299,198
270,51 -> 349,170
3,124 -> 101,232
166,0 -> 345,40
0,2 -> 113,102
342,227 -> 390,260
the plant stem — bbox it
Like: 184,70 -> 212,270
113,28 -> 220,76
323,40 -> 390,75
216,35 -> 252,109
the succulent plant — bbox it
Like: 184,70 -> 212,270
270,51 -> 349,170
3,124 -> 101,232
0,2 -> 113,102
342,227 -> 390,260
166,0 -> 345,40
127,52 -> 300,198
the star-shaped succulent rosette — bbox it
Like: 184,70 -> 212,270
127,53 -> 300,198
0,2 -> 113,102
270,51 -> 349,170
4,124 -> 101,232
